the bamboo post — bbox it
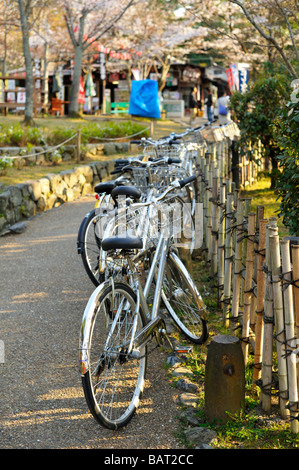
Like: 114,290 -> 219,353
239,198 -> 252,324
217,185 -> 226,308
281,239 -> 299,433
77,129 -> 81,163
223,193 -> 235,328
207,163 -> 214,262
269,235 -> 289,419
231,198 -> 245,330
250,206 -> 265,333
252,219 -> 268,391
291,244 -> 299,393
241,212 -> 256,365
261,224 -> 277,413
211,176 -> 219,275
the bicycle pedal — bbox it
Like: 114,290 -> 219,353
174,346 -> 193,354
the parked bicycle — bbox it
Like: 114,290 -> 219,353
79,174 -> 208,430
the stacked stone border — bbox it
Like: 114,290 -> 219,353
0,157 -> 115,235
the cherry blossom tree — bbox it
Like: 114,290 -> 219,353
63,0 -> 135,116
226,0 -> 298,79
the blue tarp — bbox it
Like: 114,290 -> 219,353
129,80 -> 160,119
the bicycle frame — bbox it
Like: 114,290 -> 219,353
78,232 -> 170,374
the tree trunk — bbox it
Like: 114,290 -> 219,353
68,45 -> 83,117
18,0 -> 35,126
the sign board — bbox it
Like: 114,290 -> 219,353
182,66 -> 201,83
162,100 -> 184,118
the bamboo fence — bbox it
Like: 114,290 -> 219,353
196,123 -> 299,433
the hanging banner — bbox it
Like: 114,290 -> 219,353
129,80 -> 160,119
78,76 -> 85,103
230,64 -> 239,91
238,63 -> 250,93
225,68 -> 234,90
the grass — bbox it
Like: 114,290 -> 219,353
240,175 -> 289,237
168,177 -> 296,449
171,252 -> 299,449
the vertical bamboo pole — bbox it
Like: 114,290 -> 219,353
241,212 -> 256,365
217,185 -> 226,308
223,193 -> 234,328
252,219 -> 268,391
239,198 -> 252,325
207,162 -> 213,262
77,129 -> 81,163
250,206 -> 264,333
292,244 -> 299,393
269,235 -> 289,419
211,176 -> 219,275
261,224 -> 277,413
281,239 -> 299,433
231,198 -> 245,329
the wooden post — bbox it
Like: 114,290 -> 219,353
269,235 -> 289,419
239,198 -> 251,326
211,176 -> 219,275
291,243 -> 299,393
250,206 -> 265,333
217,185 -> 226,308
223,194 -> 234,328
261,224 -> 277,413
281,239 -> 299,433
241,212 -> 256,365
252,219 -> 268,391
77,129 -> 81,163
205,335 -> 245,424
231,198 -> 245,329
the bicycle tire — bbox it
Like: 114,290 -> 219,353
81,282 -> 147,430
161,251 -> 208,344
77,207 -> 110,287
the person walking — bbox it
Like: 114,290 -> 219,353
189,87 -> 201,122
218,90 -> 231,125
205,88 -> 213,122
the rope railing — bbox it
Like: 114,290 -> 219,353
0,125 -> 151,162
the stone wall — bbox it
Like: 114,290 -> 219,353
0,142 -> 129,168
0,159 -> 115,235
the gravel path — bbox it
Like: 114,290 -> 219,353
0,195 -> 183,449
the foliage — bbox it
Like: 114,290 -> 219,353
0,156 -> 13,171
274,88 -> 299,236
229,66 -> 291,187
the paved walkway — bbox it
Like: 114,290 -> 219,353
0,196 -> 183,449
0,116 -> 210,449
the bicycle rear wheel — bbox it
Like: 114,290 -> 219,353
81,282 -> 147,430
161,251 -> 208,344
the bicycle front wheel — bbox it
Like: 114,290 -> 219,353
81,282 -> 147,430
161,251 -> 208,344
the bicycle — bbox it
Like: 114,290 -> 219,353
77,156 -> 194,286
79,175 -> 208,430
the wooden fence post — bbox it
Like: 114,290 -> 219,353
269,234 -> 289,419
77,129 -> 81,163
252,219 -> 268,390
281,239 -> 299,433
217,185 -> 226,308
261,223 -> 277,413
223,193 -> 235,328
231,198 -> 245,329
211,176 -> 219,275
291,243 -> 299,393
241,212 -> 256,365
